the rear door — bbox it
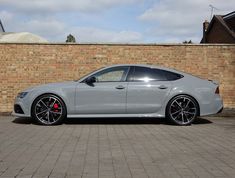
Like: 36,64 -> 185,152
126,66 -> 172,114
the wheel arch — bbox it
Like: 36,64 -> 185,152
30,92 -> 68,117
165,93 -> 200,116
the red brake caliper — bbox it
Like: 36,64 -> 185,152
53,103 -> 59,112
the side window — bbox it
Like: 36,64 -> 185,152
93,66 -> 129,82
161,70 -> 184,81
129,66 -> 166,82
127,66 -> 183,82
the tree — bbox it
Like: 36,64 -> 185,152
66,34 -> 76,43
183,40 -> 193,44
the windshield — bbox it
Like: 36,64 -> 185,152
74,67 -> 105,82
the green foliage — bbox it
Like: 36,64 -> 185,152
66,34 -> 76,43
183,40 -> 193,44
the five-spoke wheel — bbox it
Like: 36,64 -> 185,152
166,95 -> 198,125
32,94 -> 66,125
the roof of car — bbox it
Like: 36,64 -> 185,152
104,64 -> 183,74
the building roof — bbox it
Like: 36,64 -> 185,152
201,11 -> 235,43
223,11 -> 235,20
0,32 -> 48,43
200,11 -> 235,43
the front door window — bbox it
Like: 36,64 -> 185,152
93,66 -> 129,82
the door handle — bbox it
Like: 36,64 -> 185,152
158,85 -> 168,89
115,85 -> 125,89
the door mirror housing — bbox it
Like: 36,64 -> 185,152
85,76 -> 96,84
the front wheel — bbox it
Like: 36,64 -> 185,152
31,94 -> 66,125
166,95 -> 199,126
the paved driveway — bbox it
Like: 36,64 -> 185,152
0,114 -> 234,178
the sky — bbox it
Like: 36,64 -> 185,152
0,0 -> 234,43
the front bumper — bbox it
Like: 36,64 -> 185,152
12,97 -> 31,117
12,111 -> 30,117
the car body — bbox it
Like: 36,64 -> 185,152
12,64 -> 223,125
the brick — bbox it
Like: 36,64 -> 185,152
0,43 -> 235,113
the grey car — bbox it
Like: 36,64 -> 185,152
12,64 -> 223,126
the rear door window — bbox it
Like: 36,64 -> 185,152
128,66 -> 166,82
128,66 -> 183,82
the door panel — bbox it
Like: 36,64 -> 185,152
75,66 -> 129,114
76,82 -> 127,114
127,81 -> 172,114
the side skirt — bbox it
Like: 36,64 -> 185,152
67,113 -> 165,118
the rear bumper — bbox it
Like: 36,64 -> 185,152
200,95 -> 223,116
217,107 -> 223,114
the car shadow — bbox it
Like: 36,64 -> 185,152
193,117 -> 213,124
12,117 -> 34,125
64,117 -> 165,125
12,117 -> 212,125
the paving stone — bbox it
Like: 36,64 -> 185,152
0,116 -> 234,178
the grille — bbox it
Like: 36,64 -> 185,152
14,104 -> 24,114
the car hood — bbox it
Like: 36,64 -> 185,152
23,81 -> 76,92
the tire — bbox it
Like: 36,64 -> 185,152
31,94 -> 66,125
166,95 -> 199,126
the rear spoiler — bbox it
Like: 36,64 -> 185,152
208,79 -> 219,85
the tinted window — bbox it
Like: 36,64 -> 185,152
129,66 -> 166,82
128,66 -> 183,82
161,70 -> 183,81
93,66 -> 129,82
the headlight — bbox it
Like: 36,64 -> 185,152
17,92 -> 28,98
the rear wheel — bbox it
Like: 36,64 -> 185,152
31,94 -> 66,125
166,95 -> 198,126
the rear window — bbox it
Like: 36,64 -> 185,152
160,70 -> 184,81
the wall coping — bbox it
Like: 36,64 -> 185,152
0,42 -> 235,46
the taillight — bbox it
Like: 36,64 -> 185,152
215,87 -> 219,94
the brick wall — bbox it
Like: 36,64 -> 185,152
0,43 -> 235,113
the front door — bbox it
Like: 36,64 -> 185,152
75,66 -> 129,114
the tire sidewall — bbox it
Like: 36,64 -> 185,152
31,94 -> 66,125
166,95 -> 198,126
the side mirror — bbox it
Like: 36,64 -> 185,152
85,76 -> 96,84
